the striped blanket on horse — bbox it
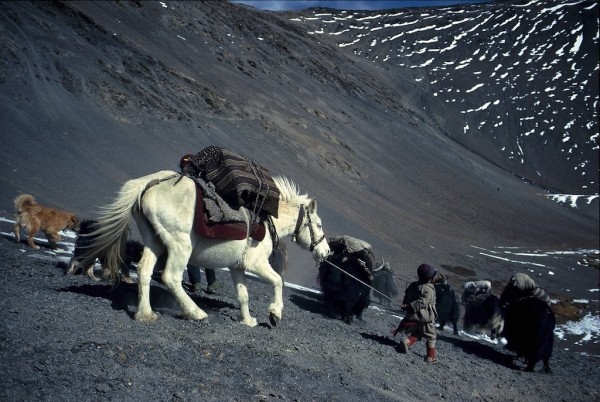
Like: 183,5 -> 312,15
182,146 -> 280,218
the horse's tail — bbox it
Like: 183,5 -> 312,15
78,170 -> 180,284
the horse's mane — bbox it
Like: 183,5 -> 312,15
272,176 -> 310,205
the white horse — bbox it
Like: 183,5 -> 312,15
79,170 -> 330,327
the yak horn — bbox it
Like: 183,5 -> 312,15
373,257 -> 385,272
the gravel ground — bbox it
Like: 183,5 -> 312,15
0,225 -> 598,402
0,2 -> 598,400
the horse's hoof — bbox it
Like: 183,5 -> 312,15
242,317 -> 258,327
269,312 -> 280,327
184,309 -> 208,321
121,276 -> 135,284
135,311 -> 158,322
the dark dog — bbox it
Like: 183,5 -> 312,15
66,219 -> 143,283
502,296 -> 556,372
434,282 -> 460,335
13,193 -> 79,250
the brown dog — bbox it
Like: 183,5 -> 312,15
13,193 -> 80,250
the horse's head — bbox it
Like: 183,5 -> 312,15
291,198 -> 330,262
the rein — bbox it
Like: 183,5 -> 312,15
142,174 -> 181,196
291,204 -> 325,252
266,215 -> 279,264
322,259 -> 394,302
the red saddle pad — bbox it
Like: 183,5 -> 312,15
194,186 -> 265,242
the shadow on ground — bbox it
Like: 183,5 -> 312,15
437,334 -> 519,370
58,283 -> 236,319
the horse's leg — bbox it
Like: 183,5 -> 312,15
85,264 -> 100,281
120,262 -> 134,284
230,267 -> 258,327
161,234 -> 207,321
133,208 -> 164,321
245,260 -> 284,326
135,244 -> 159,322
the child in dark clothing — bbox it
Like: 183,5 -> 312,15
391,264 -> 439,363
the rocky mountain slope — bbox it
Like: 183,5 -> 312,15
294,0 -> 599,195
0,0 -> 597,304
0,1 -> 599,400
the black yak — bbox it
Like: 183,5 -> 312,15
500,273 -> 551,309
371,259 -> 398,306
66,219 -> 143,283
463,290 -> 504,340
502,296 -> 556,372
434,282 -> 460,335
270,242 -> 289,277
500,273 -> 555,372
318,236 -> 375,324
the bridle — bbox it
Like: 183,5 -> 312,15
291,204 -> 326,252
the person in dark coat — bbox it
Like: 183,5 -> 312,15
187,266 -> 220,294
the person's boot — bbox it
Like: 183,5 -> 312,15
186,283 -> 202,296
400,335 -> 418,354
206,281 -> 222,295
426,346 -> 438,363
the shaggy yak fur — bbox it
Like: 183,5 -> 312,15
463,292 -> 504,340
461,280 -> 492,305
371,261 -> 398,306
434,282 -> 460,335
66,219 -> 143,283
500,273 -> 551,308
13,193 -> 79,250
502,296 -> 556,373
318,236 -> 375,324
270,242 -> 289,276
500,273 -> 555,373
